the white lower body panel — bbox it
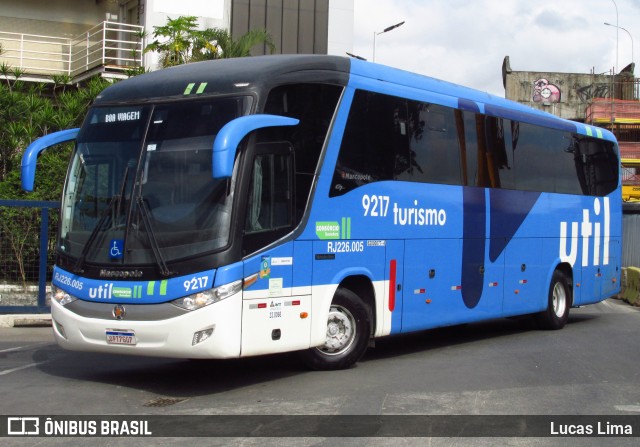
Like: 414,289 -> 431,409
51,293 -> 243,359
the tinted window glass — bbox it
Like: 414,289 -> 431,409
511,122 -> 579,193
331,91 -> 462,196
464,114 -> 618,196
573,137 -> 619,196
263,84 -> 342,219
245,153 -> 293,233
331,91 -> 404,196
61,97 -> 250,265
397,103 -> 462,186
330,90 -> 618,197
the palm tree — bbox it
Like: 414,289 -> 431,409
144,16 -> 275,68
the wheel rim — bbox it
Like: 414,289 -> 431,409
552,282 -> 567,317
316,305 -> 356,356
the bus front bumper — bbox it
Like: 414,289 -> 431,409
50,293 -> 242,359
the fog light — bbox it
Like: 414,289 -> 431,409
192,326 -> 215,346
54,319 -> 67,339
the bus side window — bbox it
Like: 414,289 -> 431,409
331,91 -> 468,196
262,83 -> 343,222
402,101 -> 462,186
243,147 -> 294,255
575,138 -> 619,196
330,90 -> 407,196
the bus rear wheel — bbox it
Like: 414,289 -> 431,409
299,288 -> 371,370
536,270 -> 571,330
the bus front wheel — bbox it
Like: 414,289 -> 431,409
299,288 -> 371,370
536,270 -> 571,330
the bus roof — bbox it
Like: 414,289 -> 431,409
94,55 -> 616,144
95,55 -> 351,103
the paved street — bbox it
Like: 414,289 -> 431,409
1,298 -> 639,446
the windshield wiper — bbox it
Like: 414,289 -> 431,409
73,161 -> 134,273
115,161 -> 133,227
135,196 -> 174,277
73,195 -> 117,273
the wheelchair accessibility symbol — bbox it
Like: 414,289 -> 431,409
110,239 -> 124,259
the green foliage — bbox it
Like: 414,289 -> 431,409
123,66 -> 150,77
51,74 -> 72,94
0,67 -> 112,284
144,16 -> 202,67
0,73 -> 111,185
144,16 -> 275,68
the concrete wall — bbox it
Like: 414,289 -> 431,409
503,56 -> 614,121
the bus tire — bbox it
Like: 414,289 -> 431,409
536,270 -> 571,330
299,288 -> 371,370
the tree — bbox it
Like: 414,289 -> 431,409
0,70 -> 112,286
0,75 -> 111,186
143,16 -> 201,67
144,16 -> 275,68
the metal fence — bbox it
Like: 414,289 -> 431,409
0,200 -> 59,314
623,207 -> 640,269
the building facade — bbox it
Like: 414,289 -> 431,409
0,0 -> 353,81
502,56 -> 637,122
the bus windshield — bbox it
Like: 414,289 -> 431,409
60,96 -> 252,266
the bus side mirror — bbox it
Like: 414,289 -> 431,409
212,114 -> 299,179
21,128 -> 80,191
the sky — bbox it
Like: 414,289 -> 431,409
352,0 -> 639,97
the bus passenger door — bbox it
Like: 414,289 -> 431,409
240,142 -> 312,356
242,242 -> 313,357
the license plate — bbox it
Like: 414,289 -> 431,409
106,330 -> 136,346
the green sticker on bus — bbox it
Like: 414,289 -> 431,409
316,221 -> 340,239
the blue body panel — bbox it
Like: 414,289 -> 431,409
295,59 -> 621,334
301,182 -> 620,333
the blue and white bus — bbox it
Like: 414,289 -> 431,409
22,55 -> 621,370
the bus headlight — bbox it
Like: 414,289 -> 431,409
171,280 -> 242,311
49,285 -> 78,306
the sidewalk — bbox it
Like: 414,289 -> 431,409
0,314 -> 52,328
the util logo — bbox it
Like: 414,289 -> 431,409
559,197 -> 610,267
89,283 -> 114,299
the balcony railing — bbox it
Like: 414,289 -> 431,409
0,21 -> 144,81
